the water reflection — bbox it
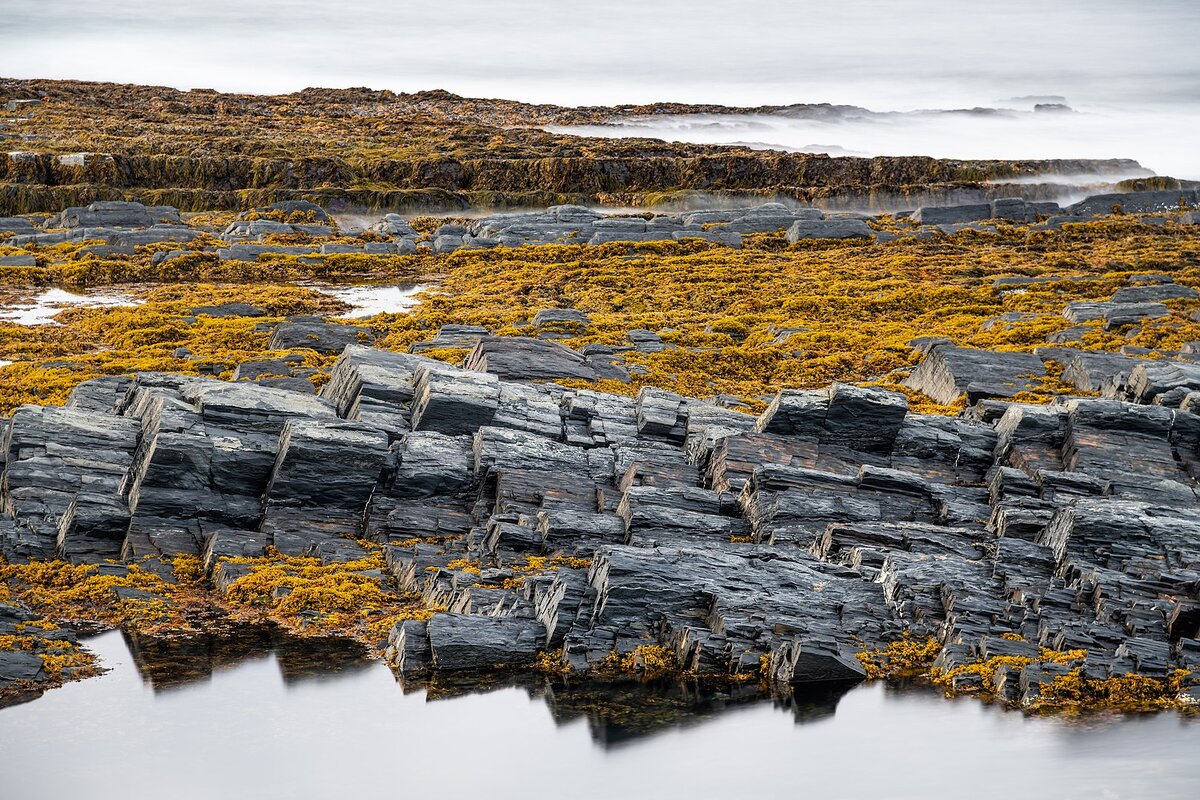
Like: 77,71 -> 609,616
122,625 -> 375,691
0,628 -> 1197,800
121,623 -> 837,741
313,283 -> 428,318
0,288 -> 140,326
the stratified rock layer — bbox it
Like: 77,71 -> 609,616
1,343 -> 1197,701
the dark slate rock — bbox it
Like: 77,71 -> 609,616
0,217 -> 37,234
785,219 -> 873,242
410,366 -> 500,435
532,308 -> 590,334
426,614 -> 544,671
1110,284 -> 1198,304
911,203 -> 992,225
58,201 -> 180,229
268,319 -> 375,354
463,336 -> 604,381
191,303 -> 267,318
0,650 -> 45,683
232,359 -> 290,381
409,324 -> 490,353
1067,190 -> 1200,217
903,345 -> 1045,405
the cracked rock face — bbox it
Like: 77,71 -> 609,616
1,342 -> 1198,698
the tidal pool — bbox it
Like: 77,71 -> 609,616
0,288 -> 140,326
1,629 -> 1197,800
314,283 -> 428,318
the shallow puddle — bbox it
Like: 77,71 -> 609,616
1,628 -> 1196,800
0,288 -> 140,326
313,283 -> 428,318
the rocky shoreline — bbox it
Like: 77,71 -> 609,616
3,188 -> 1196,261
1,187 -> 1200,712
1,332 -> 1199,709
0,79 -> 1159,215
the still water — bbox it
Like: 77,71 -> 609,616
313,283 -> 428,319
0,288 -> 140,326
1,628 -> 1196,800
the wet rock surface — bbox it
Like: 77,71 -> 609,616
0,337 -> 1196,705
4,191 -> 1197,270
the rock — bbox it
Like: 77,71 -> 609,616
1067,190 -> 1200,217
0,254 -> 36,267
57,201 -> 180,229
1046,326 -> 1091,344
0,650 -> 45,683
372,214 -> 420,238
1062,301 -> 1171,330
266,200 -> 331,221
254,377 -> 316,394
904,345 -> 1046,405
268,318 -> 375,353
532,308 -> 590,335
786,219 -> 873,242
320,242 -> 398,255
989,198 -> 1058,223
410,365 -> 501,435
627,329 -> 667,353
4,99 -> 42,113
1054,350 -> 1143,393
463,336 -> 606,381
106,226 -> 202,247
432,234 -> 464,253
190,303 -> 267,318
262,420 -> 390,553
66,376 -> 133,413
3,405 -> 140,561
911,203 -> 993,225
409,324 -> 490,353
1125,360 -> 1200,406
221,217 -> 331,241
232,359 -> 290,381
588,230 -> 676,245
0,218 -> 37,236
1,342 -> 1197,697
218,244 -> 319,261
1110,284 -> 1198,303
426,614 -> 544,671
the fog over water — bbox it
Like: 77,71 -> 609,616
2,0 -> 1197,176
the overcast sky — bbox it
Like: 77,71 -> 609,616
3,0 -> 1198,108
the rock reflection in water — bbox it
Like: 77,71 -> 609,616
545,678 -> 854,746
1,628 -> 1198,800
399,670 -> 855,746
121,625 -> 375,691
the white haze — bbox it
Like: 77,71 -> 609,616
1,0 -> 1198,176
549,105 -> 1200,181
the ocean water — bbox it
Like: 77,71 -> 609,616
1,629 -> 1197,800
1,0 -> 1198,177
